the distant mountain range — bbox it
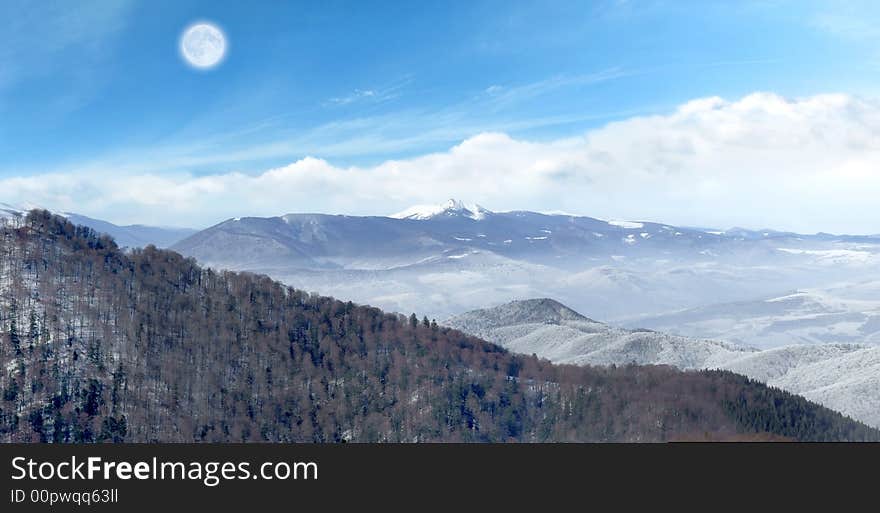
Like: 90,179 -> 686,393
621,281 -> 880,348
0,203 -> 195,248
63,213 -> 197,249
164,199 -> 880,322
446,298 -> 880,428
171,198 -> 880,271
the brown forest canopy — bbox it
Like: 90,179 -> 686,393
1,210 -> 877,442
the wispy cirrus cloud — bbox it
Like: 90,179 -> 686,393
327,88 -> 380,106
325,75 -> 414,107
4,67 -> 638,180
480,68 -> 633,110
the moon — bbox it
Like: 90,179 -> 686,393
180,23 -> 227,69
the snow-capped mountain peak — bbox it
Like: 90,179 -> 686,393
390,199 -> 492,220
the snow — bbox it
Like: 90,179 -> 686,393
0,202 -> 39,219
540,210 -> 580,216
725,344 -> 880,427
633,282 -> 880,349
776,248 -> 873,264
390,199 -> 491,220
607,220 -> 644,229
447,298 -> 880,428
446,298 -> 750,371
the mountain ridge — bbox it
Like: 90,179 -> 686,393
0,202 -> 195,248
446,298 -> 880,428
167,202 -> 880,321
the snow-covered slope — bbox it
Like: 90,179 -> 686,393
720,344 -> 880,427
0,203 -> 23,218
770,346 -> 880,427
1,202 -> 45,220
445,298 -> 754,368
446,298 -> 880,427
390,199 -> 491,220
625,281 -> 880,348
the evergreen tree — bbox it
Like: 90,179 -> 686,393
8,300 -> 21,355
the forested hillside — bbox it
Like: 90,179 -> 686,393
1,211 -> 877,442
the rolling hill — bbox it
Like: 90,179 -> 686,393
446,298 -> 880,428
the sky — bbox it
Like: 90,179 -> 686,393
3,0 -> 880,232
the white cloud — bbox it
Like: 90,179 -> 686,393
5,92 -> 880,233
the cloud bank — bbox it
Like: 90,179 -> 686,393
4,92 -> 880,233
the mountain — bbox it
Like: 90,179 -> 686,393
2,210 -> 877,442
170,200 -> 880,320
172,198 -> 746,270
722,344 -> 880,428
1,202 -> 194,248
622,282 -> 880,348
390,199 -> 492,220
64,213 -> 196,249
445,298 -> 754,368
0,202 -> 32,220
446,298 -> 880,428
173,199 -> 880,270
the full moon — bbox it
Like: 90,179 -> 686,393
180,23 -> 227,69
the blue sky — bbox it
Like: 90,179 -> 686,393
3,1 -> 880,231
